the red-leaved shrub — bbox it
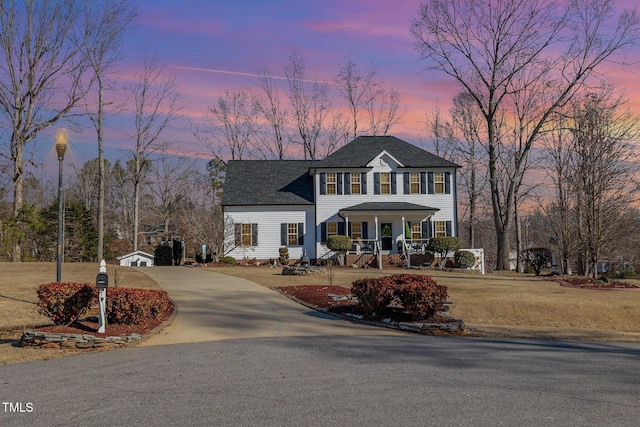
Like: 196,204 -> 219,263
106,288 -> 171,324
37,283 -> 96,325
351,274 -> 448,320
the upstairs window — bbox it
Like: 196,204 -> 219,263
351,173 -> 361,194
434,172 -> 445,194
410,172 -> 420,194
380,172 -> 391,194
326,173 -> 337,195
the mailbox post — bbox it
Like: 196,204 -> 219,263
96,260 -> 108,333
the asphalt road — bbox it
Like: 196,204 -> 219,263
2,335 -> 639,426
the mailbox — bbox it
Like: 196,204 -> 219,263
96,272 -> 108,291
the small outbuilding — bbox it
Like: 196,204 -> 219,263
117,251 -> 154,267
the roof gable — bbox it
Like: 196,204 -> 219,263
317,135 -> 459,169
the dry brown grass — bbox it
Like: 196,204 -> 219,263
0,262 -> 161,365
206,266 -> 640,341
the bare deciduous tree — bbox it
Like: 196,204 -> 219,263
0,0 -> 97,260
127,55 -> 183,250
75,0 -> 136,262
335,57 -> 379,139
147,155 -> 194,243
196,88 -> 256,162
285,50 -> 332,160
251,68 -> 290,159
411,0 -> 640,270
568,90 -> 638,277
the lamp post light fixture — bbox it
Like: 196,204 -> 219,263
55,128 -> 68,282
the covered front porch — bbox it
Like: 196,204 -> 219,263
338,202 -> 439,269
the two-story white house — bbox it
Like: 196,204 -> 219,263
221,136 -> 460,267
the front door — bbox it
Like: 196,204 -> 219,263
381,223 -> 393,251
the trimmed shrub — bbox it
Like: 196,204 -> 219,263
218,256 -> 236,265
455,250 -> 476,268
37,283 -> 96,325
394,275 -> 448,320
279,247 -> 289,265
351,277 -> 396,317
427,236 -> 461,268
106,288 -> 172,325
154,244 -> 173,266
327,235 -> 351,265
351,274 -> 448,320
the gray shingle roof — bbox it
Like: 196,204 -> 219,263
222,136 -> 459,207
316,135 -> 460,168
222,160 -> 319,206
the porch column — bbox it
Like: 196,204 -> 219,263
402,215 -> 410,269
344,215 -> 349,235
375,215 -> 381,270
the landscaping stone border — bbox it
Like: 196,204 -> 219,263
19,331 -> 142,349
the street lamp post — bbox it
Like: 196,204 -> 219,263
55,128 -> 68,282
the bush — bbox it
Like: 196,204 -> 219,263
454,250 -> 476,268
154,244 -> 173,266
351,277 -> 396,317
427,236 -> 461,268
279,247 -> 289,265
106,288 -> 172,325
218,256 -> 236,265
327,235 -> 351,265
611,269 -> 635,279
37,283 -> 96,325
351,274 -> 448,320
521,247 -> 552,276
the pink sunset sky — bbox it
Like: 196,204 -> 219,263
45,0 -> 640,167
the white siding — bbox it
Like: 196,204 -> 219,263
224,205 -> 315,260
314,153 -> 457,255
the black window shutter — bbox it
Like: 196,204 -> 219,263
403,172 -> 409,194
338,222 -> 345,235
347,222 -> 352,237
235,224 -> 241,246
446,221 -> 452,236
421,220 -> 430,239
391,172 -> 397,194
251,224 -> 258,246
374,172 -> 380,194
319,173 -> 326,195
321,222 -> 327,243
344,173 -> 351,195
361,172 -> 367,194
337,173 -> 343,195
362,222 -> 368,239
281,223 -> 287,246
427,172 -> 434,194
298,223 -> 304,245
445,172 -> 451,194
422,172 -> 428,194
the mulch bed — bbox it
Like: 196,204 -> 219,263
276,285 -> 454,324
33,302 -> 175,338
544,276 -> 640,290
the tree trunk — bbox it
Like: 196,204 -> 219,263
11,143 -> 24,262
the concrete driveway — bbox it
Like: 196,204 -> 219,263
139,266 -> 399,346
